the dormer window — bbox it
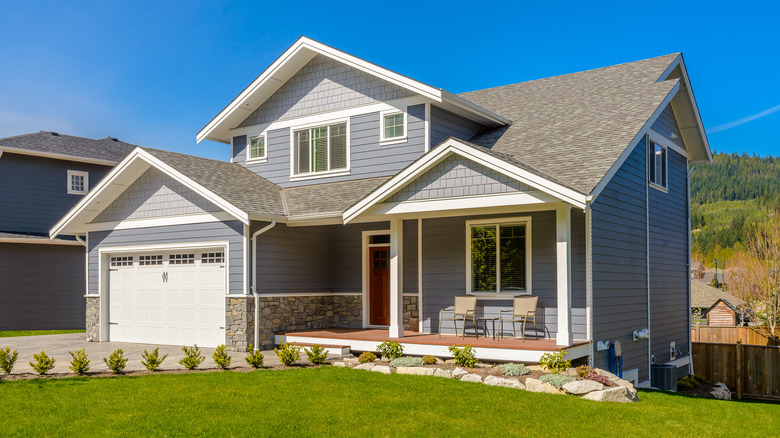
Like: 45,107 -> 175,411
380,110 -> 406,144
67,170 -> 89,195
293,122 -> 348,176
248,135 -> 266,161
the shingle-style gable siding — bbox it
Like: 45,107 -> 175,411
238,54 -> 415,128
92,167 -> 221,223
430,105 -> 485,148
386,155 -> 529,203
591,137 -> 649,381
651,105 -> 683,148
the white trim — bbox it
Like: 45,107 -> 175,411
555,205 -> 573,346
418,218 -> 423,332
585,203 -> 594,365
361,229 -> 391,328
243,224 -> 250,296
465,216 -> 532,296
649,182 -> 669,193
648,129 -> 687,158
623,368 -> 640,386
288,118 -> 351,181
667,355 -> 690,367
83,211 -> 236,232
67,170 -> 89,195
353,202 -> 567,224
389,218 -> 404,338
258,292 -> 362,297
366,191 -> 559,217
647,138 -> 669,190
0,146 -> 118,166
379,108 -> 407,144
0,237 -> 82,246
97,240 -> 230,255
423,103 -> 431,153
246,133 -> 267,163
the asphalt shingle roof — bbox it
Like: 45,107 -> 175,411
691,279 -> 745,310
459,54 -> 681,195
283,177 -> 391,217
0,131 -> 137,163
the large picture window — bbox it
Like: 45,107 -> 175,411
293,122 -> 347,175
468,218 -> 530,294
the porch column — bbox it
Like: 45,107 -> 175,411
556,205 -> 573,346
389,218 -> 404,338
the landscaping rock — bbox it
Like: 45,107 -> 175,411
564,367 -> 581,377
593,368 -> 634,389
562,380 -> 604,395
396,367 -> 435,376
452,367 -> 469,378
526,365 -> 544,372
433,368 -> 453,378
711,383 -> 732,400
343,357 -> 359,364
354,363 -> 374,371
484,375 -> 525,390
525,378 -> 564,394
371,365 -> 394,375
581,386 -> 636,403
444,359 -> 457,364
435,357 -> 445,364
474,362 -> 494,368
333,362 -> 347,367
460,374 -> 483,383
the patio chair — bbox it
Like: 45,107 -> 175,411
499,295 -> 538,340
438,295 -> 478,338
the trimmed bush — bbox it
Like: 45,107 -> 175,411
212,345 -> 232,370
179,345 -> 205,370
539,351 -> 571,374
358,351 -> 376,364
540,373 -> 575,389
691,374 -> 707,385
390,356 -> 424,368
103,349 -> 127,374
68,349 -> 90,375
141,348 -> 168,371
448,345 -> 476,368
377,341 -> 404,360
30,351 -> 55,375
677,375 -> 704,390
245,344 -> 264,368
0,347 -> 19,374
305,345 -> 329,365
499,363 -> 531,376
275,343 -> 301,366
422,355 -> 438,365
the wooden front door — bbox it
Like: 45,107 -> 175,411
369,246 -> 390,326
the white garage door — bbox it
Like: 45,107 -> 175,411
108,249 -> 226,347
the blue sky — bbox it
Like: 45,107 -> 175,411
0,1 -> 777,161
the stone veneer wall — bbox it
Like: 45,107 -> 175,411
226,296 -> 254,351
86,296 -> 100,341
403,295 -> 419,332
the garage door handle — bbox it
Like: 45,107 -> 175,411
162,272 -> 168,283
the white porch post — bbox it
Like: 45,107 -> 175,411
556,205 -> 573,346
389,218 -> 404,338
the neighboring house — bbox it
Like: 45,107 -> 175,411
0,131 -> 135,330
51,37 -> 711,386
691,279 -> 746,326
690,259 -> 704,279
702,267 -> 732,287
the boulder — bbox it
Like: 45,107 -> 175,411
526,365 -> 544,372
435,357 -> 446,364
525,378 -> 564,395
354,363 -> 374,371
460,374 -> 483,383
484,375 -> 525,390
343,357 -> 359,364
581,386 -> 636,403
711,383 -> 732,400
474,362 -> 494,368
396,367 -> 435,376
452,367 -> 469,378
562,380 -> 604,395
332,362 -> 347,368
593,368 -> 635,389
565,367 -> 581,377
371,365 -> 394,375
433,368 -> 453,379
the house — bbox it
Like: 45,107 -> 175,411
690,259 -> 704,279
51,37 -> 711,385
691,279 -> 745,326
0,131 -> 135,330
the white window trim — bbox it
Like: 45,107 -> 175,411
465,216 -> 533,296
648,138 -> 669,192
379,109 -> 407,145
67,170 -> 89,195
288,117 -> 351,181
247,134 -> 267,163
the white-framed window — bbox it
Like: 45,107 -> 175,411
648,139 -> 668,190
380,110 -> 407,144
292,121 -> 348,176
169,253 -> 195,265
248,135 -> 266,161
110,256 -> 133,267
67,170 -> 89,195
139,255 -> 163,266
201,252 -> 224,264
466,217 -> 532,294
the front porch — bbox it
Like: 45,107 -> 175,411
276,328 -> 590,363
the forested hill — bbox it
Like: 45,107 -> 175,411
691,152 -> 780,205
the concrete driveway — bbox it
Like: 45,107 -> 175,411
1,334 -> 281,375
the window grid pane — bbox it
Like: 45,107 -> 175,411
249,136 -> 265,159
330,123 -> 347,169
500,225 -> 526,290
169,254 -> 195,265
110,256 -> 133,267
384,114 -> 403,139
202,252 -> 224,264
294,129 -> 310,174
71,175 -> 84,192
311,127 -> 328,173
139,255 -> 162,266
471,226 -> 497,292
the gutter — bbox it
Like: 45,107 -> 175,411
251,219 -> 276,350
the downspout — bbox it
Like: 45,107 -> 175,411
251,220 -> 276,351
687,163 -> 695,375
75,235 -> 87,247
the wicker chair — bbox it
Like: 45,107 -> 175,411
499,295 -> 538,340
438,295 -> 478,338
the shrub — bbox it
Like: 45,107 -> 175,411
358,351 -> 376,364
448,345 -> 477,368
691,374 -> 707,385
245,344 -> 264,368
390,356 -> 424,368
103,349 -> 127,374
68,349 -> 90,375
377,341 -> 404,360
30,351 -> 55,375
539,351 -> 570,374
0,347 -> 19,374
141,348 -> 168,371
212,344 -> 232,370
540,373 -> 575,389
499,363 -> 531,376
179,345 -> 205,370
275,343 -> 301,366
576,364 -> 591,378
586,371 -> 610,385
305,345 -> 329,365
422,355 -> 438,365
677,375 -> 704,391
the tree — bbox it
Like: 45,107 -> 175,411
729,215 -> 780,339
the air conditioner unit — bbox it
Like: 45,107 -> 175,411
651,364 -> 677,391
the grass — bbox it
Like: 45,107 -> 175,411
0,330 -> 85,337
1,367 -> 778,436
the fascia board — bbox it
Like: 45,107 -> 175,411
0,146 -> 118,166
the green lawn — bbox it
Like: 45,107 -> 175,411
0,329 -> 85,337
1,367 -> 777,436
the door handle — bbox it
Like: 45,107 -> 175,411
162,272 -> 168,283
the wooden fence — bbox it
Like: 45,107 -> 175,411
691,326 -> 777,346
692,342 -> 780,400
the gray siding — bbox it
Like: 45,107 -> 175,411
0,153 -> 111,235
420,211 -> 586,339
651,105 -> 683,149
93,167 -> 220,223
430,105 -> 485,148
88,221 -> 245,295
649,148 -> 690,364
0,243 -> 86,330
386,154 -> 529,202
238,54 -> 414,127
591,137 -> 649,381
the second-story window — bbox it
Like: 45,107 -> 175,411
293,122 -> 347,175
248,135 -> 266,161
380,110 -> 406,144
649,140 -> 667,189
67,170 -> 89,195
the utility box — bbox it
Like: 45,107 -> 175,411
651,364 -> 677,391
